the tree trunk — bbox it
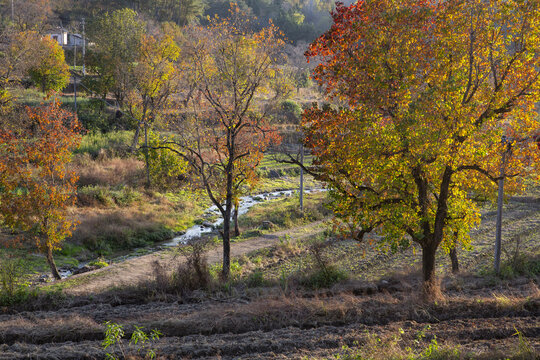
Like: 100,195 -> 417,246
221,208 -> 231,280
233,204 -> 240,237
449,247 -> 459,274
144,125 -> 150,189
130,123 -> 141,153
421,242 -> 441,301
46,244 -> 61,280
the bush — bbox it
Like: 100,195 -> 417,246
278,99 -> 303,124
246,270 -> 266,287
102,321 -> 161,360
79,224 -> 173,255
0,256 -> 26,299
88,257 -> 109,269
139,130 -> 188,190
77,99 -> 112,133
172,240 -> 212,294
300,265 -> 348,289
300,239 -> 348,289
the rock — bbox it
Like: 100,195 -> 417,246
202,221 -> 214,228
267,169 -> 281,179
38,274 -> 52,283
261,221 -> 275,230
72,265 -> 100,276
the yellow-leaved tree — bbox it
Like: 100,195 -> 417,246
303,0 -> 540,300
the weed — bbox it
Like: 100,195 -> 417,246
88,257 -> 109,269
512,327 -> 535,359
300,265 -> 348,289
300,238 -> 348,289
279,267 -> 290,292
102,321 -> 161,360
74,131 -> 133,159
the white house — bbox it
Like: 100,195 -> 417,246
48,29 -> 84,48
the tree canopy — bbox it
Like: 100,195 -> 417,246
304,0 -> 540,299
168,14 -> 285,278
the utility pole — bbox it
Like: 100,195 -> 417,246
494,136 -> 511,275
73,42 -> 77,113
10,0 -> 14,23
82,18 -> 86,76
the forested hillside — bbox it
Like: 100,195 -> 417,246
0,0 -> 340,43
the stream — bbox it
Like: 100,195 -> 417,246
57,188 -> 323,279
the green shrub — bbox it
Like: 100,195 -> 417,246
102,321 -> 161,360
139,130 -> 188,190
0,257 -> 26,298
56,243 -> 86,258
78,185 -> 142,207
300,264 -> 348,289
77,99 -> 112,133
88,257 -> 109,268
279,99 -> 303,124
246,270 -> 266,287
110,186 -> 142,207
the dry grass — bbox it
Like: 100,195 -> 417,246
0,315 -> 102,344
70,209 -> 172,253
71,154 -> 144,188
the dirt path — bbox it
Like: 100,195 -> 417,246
59,221 -> 327,296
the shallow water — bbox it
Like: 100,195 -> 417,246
59,188 -> 323,278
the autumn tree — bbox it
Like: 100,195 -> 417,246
303,0 -> 540,299
0,102 -> 82,279
29,37 -> 71,94
126,33 -> 180,188
167,15 -> 285,279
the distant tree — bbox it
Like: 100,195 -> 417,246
148,0 -> 205,26
0,102 -> 82,279
0,30 -> 41,111
0,0 -> 54,32
86,8 -> 146,105
303,0 -> 540,300
28,37 -> 70,94
125,34 -> 180,188
168,14 -> 285,279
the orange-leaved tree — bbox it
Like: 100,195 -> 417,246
0,101 -> 82,279
167,13 -> 285,279
303,0 -> 540,300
